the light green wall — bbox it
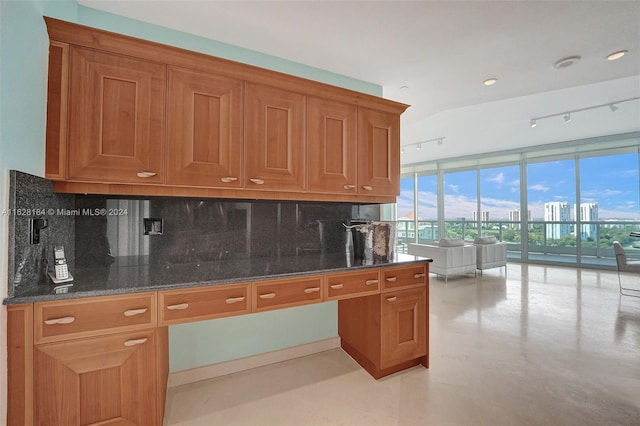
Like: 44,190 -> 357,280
1,1 -> 381,375
77,5 -> 381,96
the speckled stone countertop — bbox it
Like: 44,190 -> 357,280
4,253 -> 432,304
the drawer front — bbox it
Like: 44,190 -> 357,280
252,276 -> 323,312
159,284 -> 250,326
325,269 -> 380,300
381,264 -> 427,291
35,292 -> 156,344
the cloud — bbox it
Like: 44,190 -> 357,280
529,184 -> 549,192
487,172 -> 505,185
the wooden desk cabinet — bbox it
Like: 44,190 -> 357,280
8,293 -> 167,426
338,264 -> 428,378
6,263 -> 429,425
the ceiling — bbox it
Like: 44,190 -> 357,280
78,0 -> 640,157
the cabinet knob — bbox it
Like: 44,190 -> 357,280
365,279 -> 379,286
304,287 -> 320,294
124,337 -> 148,347
220,176 -> 238,183
167,303 -> 189,310
137,171 -> 157,178
386,296 -> 397,302
124,308 -> 148,317
226,296 -> 246,304
249,178 -> 265,185
361,185 -> 373,191
44,316 -> 75,325
259,292 -> 276,299
414,273 -> 426,278
330,284 -> 344,290
343,184 -> 356,190
386,276 -> 397,282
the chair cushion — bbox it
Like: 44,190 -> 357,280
474,236 -> 497,245
438,238 -> 465,247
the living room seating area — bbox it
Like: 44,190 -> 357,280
408,236 -> 507,281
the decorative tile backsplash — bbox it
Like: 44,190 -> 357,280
7,170 -> 381,297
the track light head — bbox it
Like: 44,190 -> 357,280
400,146 -> 404,154
609,104 -> 618,112
416,143 -> 422,150
530,119 -> 537,128
563,113 -> 571,123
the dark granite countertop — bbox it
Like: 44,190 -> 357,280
4,253 -> 432,304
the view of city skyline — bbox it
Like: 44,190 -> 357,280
398,152 -> 640,221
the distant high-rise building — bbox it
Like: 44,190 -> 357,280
509,209 -> 532,229
544,202 -> 571,239
473,211 -> 490,222
574,202 -> 598,238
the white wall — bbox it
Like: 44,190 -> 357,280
398,76 -> 640,164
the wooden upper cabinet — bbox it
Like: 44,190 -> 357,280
67,46 -> 165,184
166,67 -> 243,188
307,97 -> 357,194
245,83 -> 306,192
357,108 -> 400,196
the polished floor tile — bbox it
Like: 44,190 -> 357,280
164,263 -> 640,426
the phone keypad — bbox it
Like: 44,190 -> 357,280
55,263 -> 69,279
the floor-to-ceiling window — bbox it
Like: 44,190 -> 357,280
479,164 -> 520,244
397,176 -> 415,251
399,132 -> 640,269
526,157 -> 577,264
443,169 -> 477,240
417,174 -> 438,242
579,149 -> 640,265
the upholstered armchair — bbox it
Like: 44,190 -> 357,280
613,241 -> 640,297
473,236 -> 507,274
408,239 -> 476,282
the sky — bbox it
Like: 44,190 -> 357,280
398,152 -> 640,221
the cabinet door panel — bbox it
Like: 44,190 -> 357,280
167,67 -> 243,187
307,97 -> 357,193
357,108 -> 400,196
380,286 -> 426,369
245,83 -> 305,191
35,329 -> 157,426
68,47 -> 165,184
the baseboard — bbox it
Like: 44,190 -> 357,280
167,336 -> 341,388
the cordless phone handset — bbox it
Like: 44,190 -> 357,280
49,245 -> 73,285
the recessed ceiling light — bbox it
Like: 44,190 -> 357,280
607,50 -> 628,61
483,78 -> 497,86
554,56 -> 581,69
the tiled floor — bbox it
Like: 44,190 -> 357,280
164,263 -> 640,426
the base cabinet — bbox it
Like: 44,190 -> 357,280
338,265 -> 428,379
34,328 -> 162,426
7,262 -> 428,425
